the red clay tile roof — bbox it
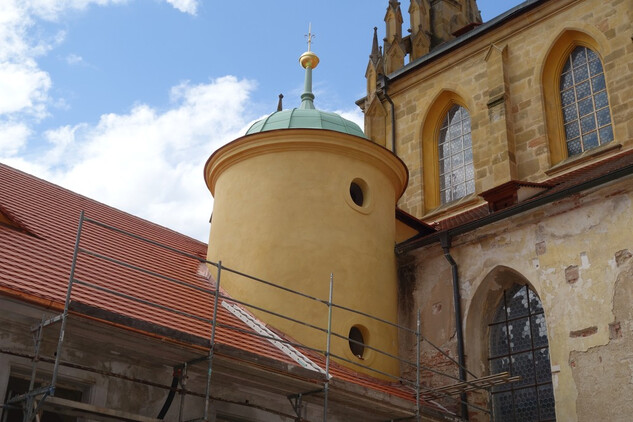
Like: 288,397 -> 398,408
434,204 -> 489,231
546,147 -> 633,187
0,163 -> 427,411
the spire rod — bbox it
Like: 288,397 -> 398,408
305,22 -> 315,52
299,24 -> 320,110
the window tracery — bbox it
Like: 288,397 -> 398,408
489,285 -> 556,421
560,46 -> 613,156
438,105 -> 474,204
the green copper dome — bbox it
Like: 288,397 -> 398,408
246,108 -> 366,138
246,42 -> 367,139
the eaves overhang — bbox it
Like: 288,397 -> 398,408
396,149 -> 633,254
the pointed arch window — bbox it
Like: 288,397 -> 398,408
438,105 -> 474,204
489,285 -> 556,421
560,46 -> 613,156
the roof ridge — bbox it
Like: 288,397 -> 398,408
0,163 -> 207,247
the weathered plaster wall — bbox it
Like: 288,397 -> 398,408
400,177 -> 633,420
0,299 -> 208,421
1,297 -> 425,422
382,0 -> 633,418
0,298 -> 317,422
570,251 -> 633,421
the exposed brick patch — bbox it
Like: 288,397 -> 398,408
570,326 -> 598,338
615,249 -> 632,267
397,255 -> 417,314
535,241 -> 546,255
609,321 -> 622,340
565,265 -> 579,284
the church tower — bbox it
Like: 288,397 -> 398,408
383,0 -> 406,74
365,0 -> 482,91
205,36 -> 408,379
361,1 -> 482,145
366,27 -> 384,99
408,0 -> 431,60
430,0 -> 481,44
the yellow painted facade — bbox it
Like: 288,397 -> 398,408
205,129 -> 408,378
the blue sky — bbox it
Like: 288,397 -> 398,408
0,0 -> 524,241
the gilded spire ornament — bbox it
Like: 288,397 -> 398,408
299,23 -> 320,70
299,23 -> 319,109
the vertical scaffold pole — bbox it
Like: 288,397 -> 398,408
488,387 -> 495,421
204,260 -> 222,421
51,210 -> 85,391
323,273 -> 333,422
28,317 -> 45,393
178,363 -> 187,422
24,317 -> 46,422
416,309 -> 421,422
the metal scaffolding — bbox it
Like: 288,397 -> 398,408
3,212 -> 517,422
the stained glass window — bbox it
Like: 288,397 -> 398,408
560,46 -> 613,156
438,105 -> 474,204
489,285 -> 556,421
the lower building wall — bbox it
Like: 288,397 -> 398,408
1,297 -> 432,422
400,176 -> 633,421
0,299 -> 326,422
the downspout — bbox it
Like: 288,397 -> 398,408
439,232 -> 469,420
379,74 -> 397,156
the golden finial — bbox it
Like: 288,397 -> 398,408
300,23 -> 319,69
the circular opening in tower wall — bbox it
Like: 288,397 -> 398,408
349,181 -> 364,207
348,325 -> 366,358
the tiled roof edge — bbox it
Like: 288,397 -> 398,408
0,163 -> 207,247
396,149 -> 633,253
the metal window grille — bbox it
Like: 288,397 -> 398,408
488,284 -> 556,421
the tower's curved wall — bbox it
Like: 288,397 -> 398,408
205,128 -> 407,378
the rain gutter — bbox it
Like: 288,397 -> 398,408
396,157 -> 633,254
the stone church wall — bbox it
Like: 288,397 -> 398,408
369,0 -> 633,219
399,176 -> 633,420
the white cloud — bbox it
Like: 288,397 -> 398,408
0,2 -> 52,120
65,53 -> 85,66
0,0 -> 232,242
14,76 -> 257,242
27,0 -> 199,19
336,108 -> 365,130
0,0 -> 198,122
0,61 -> 51,116
0,122 -> 31,156
26,0 -> 129,21
165,0 -> 198,15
